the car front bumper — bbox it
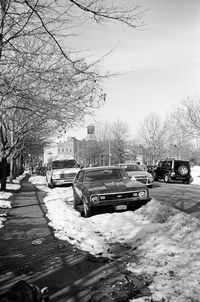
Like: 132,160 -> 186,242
88,197 -> 152,211
52,178 -> 75,185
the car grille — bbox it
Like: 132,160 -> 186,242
60,173 -> 76,179
99,191 -> 141,202
135,176 -> 148,184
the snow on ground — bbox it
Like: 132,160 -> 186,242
190,165 -> 200,185
1,167 -> 200,300
29,166 -> 200,301
0,174 -> 25,228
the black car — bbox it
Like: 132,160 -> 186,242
72,166 -> 151,217
154,159 -> 191,184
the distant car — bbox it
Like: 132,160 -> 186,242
153,159 -> 192,184
116,163 -> 154,188
46,159 -> 80,188
72,166 -> 151,217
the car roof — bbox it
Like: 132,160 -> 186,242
81,166 -> 123,172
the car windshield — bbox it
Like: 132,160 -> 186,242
52,160 -> 77,169
121,164 -> 144,172
84,168 -> 129,182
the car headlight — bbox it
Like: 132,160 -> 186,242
138,190 -> 147,199
90,195 -> 99,203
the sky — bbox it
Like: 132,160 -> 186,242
1,168 -> 200,300
65,0 -> 200,140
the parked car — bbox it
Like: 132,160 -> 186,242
153,159 -> 192,184
116,163 -> 154,188
72,166 -> 151,217
46,159 -> 80,188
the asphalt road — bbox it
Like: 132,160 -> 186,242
150,180 -> 200,218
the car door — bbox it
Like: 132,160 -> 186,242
155,161 -> 165,178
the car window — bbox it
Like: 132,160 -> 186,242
121,164 -> 143,172
158,161 -> 164,168
84,169 -> 129,182
52,160 -> 77,169
163,161 -> 171,168
127,165 -> 141,171
77,171 -> 84,182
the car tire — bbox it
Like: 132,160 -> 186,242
164,173 -> 170,183
178,165 -> 189,176
83,201 -> 92,218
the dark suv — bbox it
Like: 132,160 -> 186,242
154,159 -> 191,184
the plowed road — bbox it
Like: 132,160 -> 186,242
150,181 -> 200,219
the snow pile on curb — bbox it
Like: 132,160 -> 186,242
0,175 -> 24,228
29,175 -> 47,186
128,200 -> 200,301
41,185 -> 200,301
191,166 -> 200,185
0,194 -> 12,229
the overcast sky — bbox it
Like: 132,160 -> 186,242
66,0 -> 200,140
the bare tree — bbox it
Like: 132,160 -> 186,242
95,121 -> 112,142
0,1 -> 146,189
0,0 -> 145,61
178,95 -> 200,137
110,119 -> 129,164
138,113 -> 166,164
0,42 -> 104,189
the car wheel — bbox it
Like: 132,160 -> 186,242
83,201 -> 92,218
178,165 -> 189,176
164,173 -> 170,183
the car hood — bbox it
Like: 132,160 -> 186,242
127,171 -> 152,177
85,180 -> 146,194
52,168 -> 80,174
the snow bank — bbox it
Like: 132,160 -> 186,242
29,168 -> 200,301
191,165 -> 200,185
0,194 -> 12,229
0,174 -> 25,228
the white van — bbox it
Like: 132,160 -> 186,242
46,159 -> 80,188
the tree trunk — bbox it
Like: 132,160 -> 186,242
1,157 -> 7,191
9,156 -> 14,182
